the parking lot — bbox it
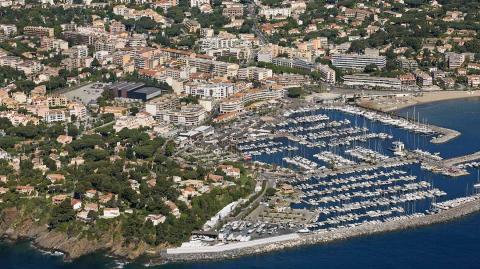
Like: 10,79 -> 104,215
63,82 -> 111,105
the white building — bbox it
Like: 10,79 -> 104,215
315,64 -> 336,84
237,66 -> 273,81
113,112 -> 156,132
220,88 -> 284,113
343,74 -> 401,90
102,208 -> 120,219
157,104 -> 207,126
259,7 -> 291,18
184,82 -> 236,99
190,0 -> 209,7
332,53 -> 386,70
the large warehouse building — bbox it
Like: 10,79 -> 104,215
107,82 -> 163,101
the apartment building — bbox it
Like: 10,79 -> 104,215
445,52 -> 465,69
414,70 -> 433,87
184,82 -> 236,99
40,37 -> 69,51
145,94 -> 180,117
259,7 -> 291,19
399,57 -> 418,70
157,104 -> 207,126
237,66 -> 273,81
0,24 -> 17,37
315,64 -> 336,84
180,56 -> 239,77
23,26 -> 54,38
190,0 -> 209,7
220,88 -> 284,113
47,95 -> 68,107
153,0 -> 178,11
222,4 -> 244,17
272,57 -> 314,71
343,74 -> 401,90
271,73 -> 310,87
109,21 -> 126,34
44,109 -> 68,123
467,75 -> 480,88
199,37 -> 241,50
332,53 -> 386,70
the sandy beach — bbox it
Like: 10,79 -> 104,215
358,90 -> 480,112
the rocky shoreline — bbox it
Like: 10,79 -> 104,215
153,196 -> 480,264
0,207 -> 154,261
3,195 -> 480,265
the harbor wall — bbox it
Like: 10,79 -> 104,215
156,197 -> 480,263
356,103 -> 461,144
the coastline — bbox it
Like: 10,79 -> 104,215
156,195 -> 480,264
0,207 -> 155,262
358,90 -> 480,113
0,95 -> 478,266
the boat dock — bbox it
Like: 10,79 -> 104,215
304,156 -> 419,179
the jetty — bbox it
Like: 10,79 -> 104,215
430,126 -> 461,144
157,194 -> 480,263
443,151 -> 480,167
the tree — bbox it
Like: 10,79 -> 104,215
0,117 -> 12,130
43,156 -> 57,171
364,63 -> 378,73
165,141 -> 175,156
129,107 -> 139,116
265,187 -> 277,196
167,7 -> 185,23
15,80 -> 36,93
49,199 -> 75,229
287,88 -> 304,98
67,124 -> 79,137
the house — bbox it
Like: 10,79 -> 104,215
16,185 -> 35,196
218,164 -> 241,179
145,214 -> 166,226
206,173 -> 224,182
0,187 -> 8,194
0,175 -> 7,183
85,189 -> 97,199
172,176 -> 182,183
147,178 -> 157,188
99,192 -> 114,204
84,202 -> 99,212
181,180 -> 204,188
70,156 -> 85,166
182,186 -> 198,199
71,199 -> 82,210
76,210 -> 91,222
102,208 -> 120,218
57,135 -> 73,145
468,75 -> 480,88
165,200 -> 181,218
52,194 -> 68,204
47,173 -> 65,183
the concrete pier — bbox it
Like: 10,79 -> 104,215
443,151 -> 480,166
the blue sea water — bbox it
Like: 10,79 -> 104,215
2,97 -> 480,269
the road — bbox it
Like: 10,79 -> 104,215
247,2 -> 268,45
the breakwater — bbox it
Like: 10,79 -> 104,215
157,194 -> 480,264
356,103 -> 461,144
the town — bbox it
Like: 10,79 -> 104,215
1,0 -> 480,264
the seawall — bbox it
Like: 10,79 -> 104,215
156,195 -> 480,264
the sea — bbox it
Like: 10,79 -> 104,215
2,97 -> 480,269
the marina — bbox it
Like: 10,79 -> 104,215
170,100 -> 480,256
